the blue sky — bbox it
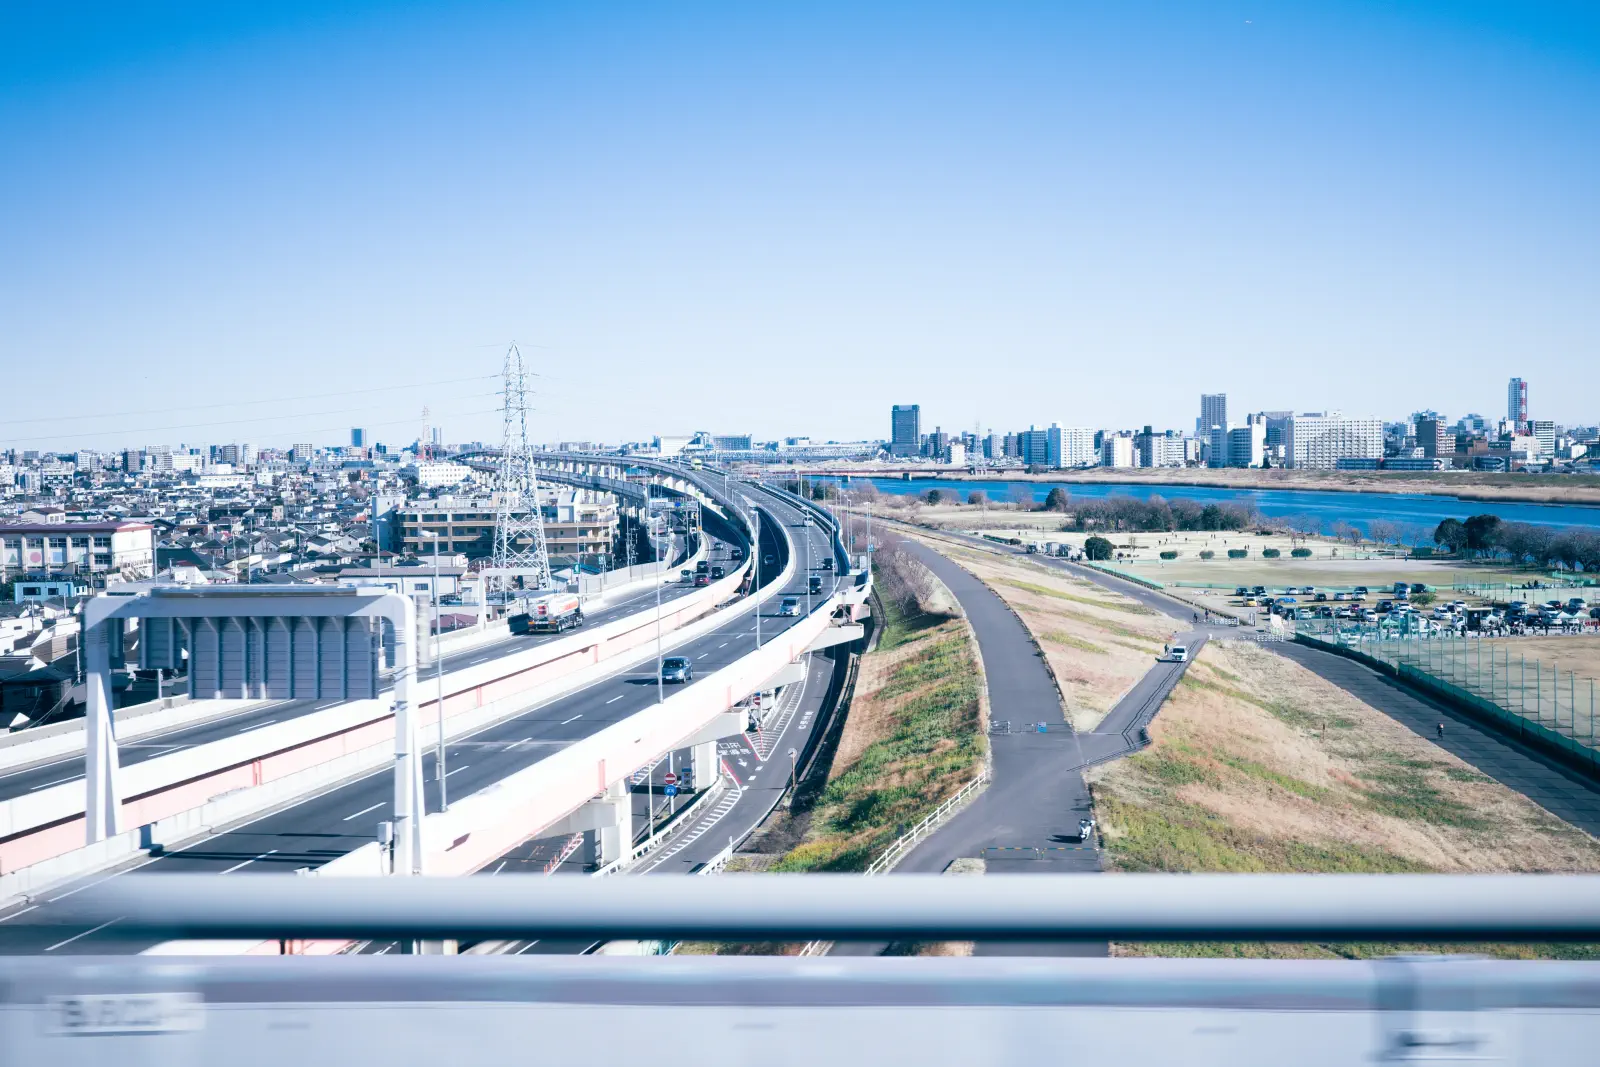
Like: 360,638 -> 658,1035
2,1 -> 1596,450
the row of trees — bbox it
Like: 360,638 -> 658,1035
1433,514 -> 1600,571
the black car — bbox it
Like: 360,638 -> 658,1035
710,565 -> 724,578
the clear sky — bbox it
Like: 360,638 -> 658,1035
2,1 -> 1596,451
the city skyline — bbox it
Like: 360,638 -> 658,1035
2,2 -> 1597,449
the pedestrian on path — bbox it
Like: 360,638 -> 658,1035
1436,722 -> 1445,740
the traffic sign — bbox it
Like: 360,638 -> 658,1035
664,784 -> 678,797
663,772 -> 678,786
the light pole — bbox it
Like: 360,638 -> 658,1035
749,504 -> 762,649
421,531 -> 448,812
653,509 -> 665,705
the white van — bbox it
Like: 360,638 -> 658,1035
1167,645 -> 1189,663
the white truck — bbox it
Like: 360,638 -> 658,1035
508,592 -> 584,635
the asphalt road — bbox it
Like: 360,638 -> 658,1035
0,485 -> 844,956
0,539 -> 725,802
894,521 -> 1600,842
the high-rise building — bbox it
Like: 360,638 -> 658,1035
1018,426 -> 1051,467
1226,417 -> 1266,468
1101,433 -> 1135,469
1284,413 -> 1384,470
890,405 -> 921,457
1134,427 -> 1185,468
1046,424 -> 1098,468
1416,416 -> 1455,460
1200,394 -> 1227,433
1507,378 -> 1528,425
292,442 -> 314,463
351,428 -> 366,448
1532,420 -> 1555,458
983,433 -> 1001,460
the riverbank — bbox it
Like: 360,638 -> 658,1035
812,465 -> 1600,508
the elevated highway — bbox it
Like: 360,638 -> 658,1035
0,478 -> 867,955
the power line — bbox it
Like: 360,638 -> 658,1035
0,374 -> 499,427
3,393 -> 498,446
5,406 -> 504,450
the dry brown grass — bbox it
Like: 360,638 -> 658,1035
895,528 -> 1184,730
1089,639 -> 1600,958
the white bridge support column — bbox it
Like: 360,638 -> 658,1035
543,779 -> 634,868
692,740 -> 718,791
83,619 -> 122,843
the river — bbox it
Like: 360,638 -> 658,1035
819,477 -> 1600,538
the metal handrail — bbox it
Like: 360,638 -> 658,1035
864,770 -> 989,876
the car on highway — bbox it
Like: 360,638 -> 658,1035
694,574 -> 710,587
680,569 -> 694,584
809,574 -> 823,594
661,656 -> 693,684
820,557 -> 833,570
778,597 -> 800,616
763,554 -> 775,567
1166,645 -> 1189,663
711,565 -> 724,579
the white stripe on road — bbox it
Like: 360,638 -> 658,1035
343,802 -> 384,822
45,918 -> 120,952
562,713 -> 584,723
445,765 -> 469,778
239,719 -> 280,733
29,776 -> 80,791
605,695 -> 623,704
220,849 -> 279,875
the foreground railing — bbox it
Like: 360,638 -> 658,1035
26,872 -> 1600,943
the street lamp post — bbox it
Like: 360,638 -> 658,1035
421,531 -> 448,812
750,505 -> 762,649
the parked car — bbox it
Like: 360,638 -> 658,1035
661,656 -> 693,684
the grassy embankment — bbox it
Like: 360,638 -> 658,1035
769,575 -> 986,872
1088,639 -> 1600,959
891,528 -> 1183,731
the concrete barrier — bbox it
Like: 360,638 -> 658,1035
0,557 -> 754,880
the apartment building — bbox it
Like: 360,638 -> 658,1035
1283,413 -> 1384,470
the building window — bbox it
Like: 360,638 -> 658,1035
71,537 -> 89,548
93,536 -> 112,548
93,553 -> 112,567
49,537 -> 67,548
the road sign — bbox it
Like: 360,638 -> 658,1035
664,784 -> 678,797
663,772 -> 678,786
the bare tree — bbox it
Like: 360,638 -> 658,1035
1366,519 -> 1399,549
1007,484 -> 1035,510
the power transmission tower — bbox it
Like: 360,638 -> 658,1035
490,344 -> 553,599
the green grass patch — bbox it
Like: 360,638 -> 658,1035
1355,764 -> 1494,831
1040,630 -> 1108,655
1099,794 -> 1430,874
1216,754 -> 1334,802
878,635 -> 971,699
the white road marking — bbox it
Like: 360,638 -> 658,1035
507,736 -> 533,748
45,918 -> 120,952
343,802 -> 384,822
220,849 -> 279,875
0,905 -> 39,924
29,776 -> 79,791
492,860 -> 507,875
697,654 -> 708,660
445,765 -> 469,778
562,713 -> 584,723
239,719 -> 280,733
605,695 -> 623,704
718,642 -> 728,649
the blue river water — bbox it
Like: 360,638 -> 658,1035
822,477 -> 1600,537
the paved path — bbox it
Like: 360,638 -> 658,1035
911,522 -> 1600,836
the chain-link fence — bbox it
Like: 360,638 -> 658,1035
1301,622 -> 1598,751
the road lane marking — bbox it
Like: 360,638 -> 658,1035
343,802 -> 384,822
220,849 -> 279,875
604,695 -> 623,704
718,643 -> 728,649
239,719 -> 280,733
45,918 -> 119,952
0,905 -> 39,924
29,776 -> 80,791
445,765 -> 469,778
697,654 -> 708,660
562,713 -> 584,723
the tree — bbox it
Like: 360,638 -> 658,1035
1084,535 -> 1114,561
1366,519 -> 1399,548
1433,518 -> 1467,554
1410,590 -> 1436,607
1044,487 -> 1070,512
1007,484 -> 1034,510
1463,514 -> 1502,556
967,490 -> 987,506
925,489 -> 944,505
1199,503 -> 1224,531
